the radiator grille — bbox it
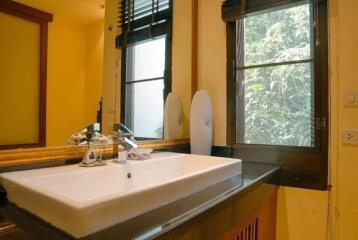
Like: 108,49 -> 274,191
233,217 -> 258,240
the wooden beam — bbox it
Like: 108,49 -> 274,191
191,0 -> 198,98
0,0 -> 53,23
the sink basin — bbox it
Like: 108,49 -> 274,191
0,153 -> 242,238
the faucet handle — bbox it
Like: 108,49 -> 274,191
80,143 -> 105,167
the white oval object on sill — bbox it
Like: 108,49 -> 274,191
190,90 -> 213,155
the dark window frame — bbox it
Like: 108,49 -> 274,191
120,34 -> 172,140
0,0 -> 52,150
226,1 -> 329,190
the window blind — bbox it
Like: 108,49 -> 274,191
221,0 -> 325,22
116,0 -> 172,48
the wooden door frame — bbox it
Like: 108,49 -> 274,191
0,0 -> 52,149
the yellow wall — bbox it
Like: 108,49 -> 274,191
47,17 -> 104,146
197,0 -> 358,239
330,0 -> 358,238
172,0 -> 193,138
276,187 -> 328,239
197,0 -> 227,146
85,20 -> 104,125
103,0 -> 193,137
102,0 -> 119,135
46,16 -> 87,146
0,12 -> 40,145
47,18 -> 104,146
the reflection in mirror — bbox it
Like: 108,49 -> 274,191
0,0 -> 105,149
164,93 -> 184,140
67,123 -> 103,146
112,0 -> 193,140
124,37 -> 167,140
0,0 -> 193,151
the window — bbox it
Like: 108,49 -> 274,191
117,0 -> 172,140
124,37 -> 169,139
236,4 -> 314,147
224,0 -> 328,190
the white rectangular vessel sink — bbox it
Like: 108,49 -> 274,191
0,153 -> 242,238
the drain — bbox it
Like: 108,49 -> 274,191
127,172 -> 132,179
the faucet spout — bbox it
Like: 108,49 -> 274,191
112,123 -> 138,159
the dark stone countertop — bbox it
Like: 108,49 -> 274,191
1,160 -> 279,240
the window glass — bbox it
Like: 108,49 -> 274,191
126,37 -> 166,81
238,63 -> 313,146
243,4 -> 312,66
236,3 -> 314,147
125,80 -> 164,139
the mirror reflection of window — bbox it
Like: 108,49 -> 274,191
125,37 -> 167,140
118,0 -> 173,141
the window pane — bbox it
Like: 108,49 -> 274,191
125,80 -> 164,139
236,63 -> 314,147
243,4 -> 312,66
127,37 -> 166,81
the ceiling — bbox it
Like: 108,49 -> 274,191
16,0 -> 105,25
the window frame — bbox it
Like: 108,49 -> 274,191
120,34 -> 172,140
226,1 -> 328,190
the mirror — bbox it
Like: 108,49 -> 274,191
0,0 -> 194,150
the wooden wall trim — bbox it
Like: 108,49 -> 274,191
0,139 -> 190,167
191,0 -> 198,98
38,21 -> 48,148
0,0 -> 53,23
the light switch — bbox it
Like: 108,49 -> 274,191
342,130 -> 358,144
343,92 -> 358,106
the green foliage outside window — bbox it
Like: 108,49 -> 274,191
238,4 -> 314,147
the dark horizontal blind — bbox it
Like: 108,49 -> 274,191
117,0 -> 172,48
120,0 -> 170,25
222,0 -> 325,22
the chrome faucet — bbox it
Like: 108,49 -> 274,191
112,123 -> 138,159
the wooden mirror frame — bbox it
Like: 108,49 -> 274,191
0,0 -> 52,150
0,139 -> 189,168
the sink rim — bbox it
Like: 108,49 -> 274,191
1,154 -> 242,209
0,153 -> 242,238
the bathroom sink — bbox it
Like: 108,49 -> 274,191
0,153 -> 242,238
